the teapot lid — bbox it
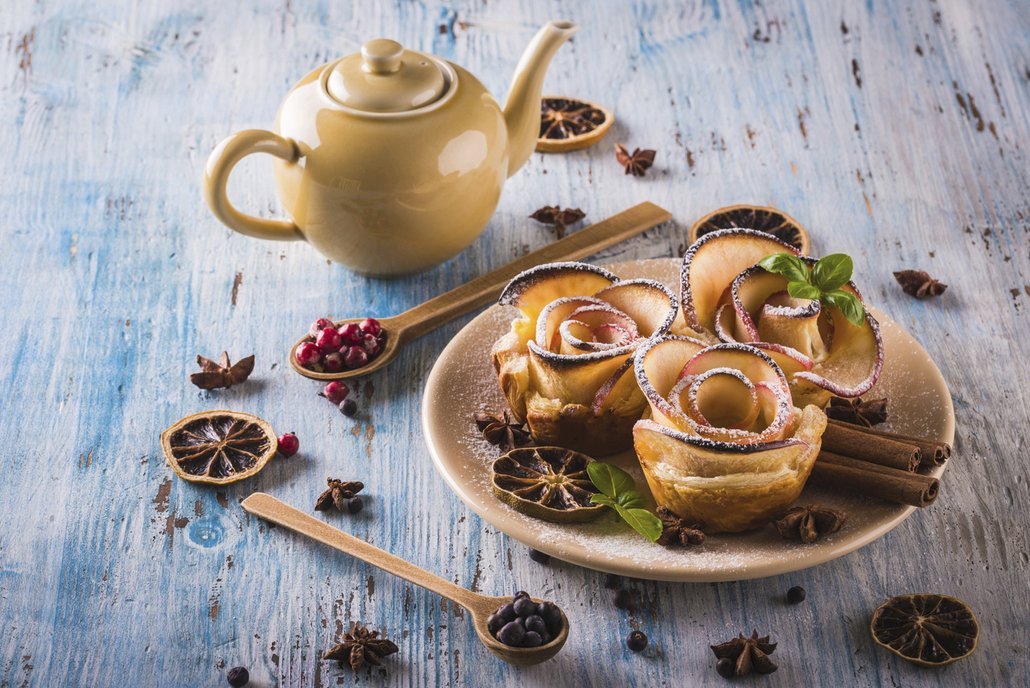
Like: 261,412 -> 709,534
325,39 -> 451,113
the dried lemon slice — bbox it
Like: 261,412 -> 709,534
689,204 -> 811,255
491,447 -> 605,523
536,97 -> 614,153
870,594 -> 979,667
161,410 -> 277,485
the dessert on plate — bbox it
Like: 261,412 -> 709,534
632,336 -> 827,532
678,228 -> 883,407
491,262 -> 677,455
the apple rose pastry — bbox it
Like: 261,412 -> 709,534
632,336 -> 827,532
680,228 -> 884,408
492,262 -> 678,456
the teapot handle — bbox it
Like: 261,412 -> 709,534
203,129 -> 304,242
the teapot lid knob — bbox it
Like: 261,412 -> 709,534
361,39 -> 404,74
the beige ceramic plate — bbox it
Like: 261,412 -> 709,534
422,259 -> 954,582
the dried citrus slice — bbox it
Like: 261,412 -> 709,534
689,204 -> 811,255
870,594 -> 979,667
161,410 -> 278,485
491,447 -> 605,522
536,97 -> 614,153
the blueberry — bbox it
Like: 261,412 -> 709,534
539,631 -> 552,645
716,657 -> 735,679
540,602 -> 563,632
786,585 -> 806,604
525,615 -> 547,635
346,496 -> 363,514
626,630 -> 648,652
487,612 -> 505,634
339,398 -> 358,416
513,596 -> 536,617
522,631 -> 543,647
513,590 -> 530,600
528,548 -> 551,564
497,620 -> 525,646
226,666 -> 249,687
498,603 -> 516,621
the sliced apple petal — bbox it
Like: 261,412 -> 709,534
633,335 -> 708,425
536,296 -> 606,350
499,262 -> 617,314
681,228 -> 798,333
527,340 -> 635,406
594,279 -> 678,337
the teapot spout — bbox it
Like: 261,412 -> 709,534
503,20 -> 578,177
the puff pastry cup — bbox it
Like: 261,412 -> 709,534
678,228 -> 883,408
492,262 -> 677,456
632,335 -> 827,533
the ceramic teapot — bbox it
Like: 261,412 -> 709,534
203,21 -> 577,276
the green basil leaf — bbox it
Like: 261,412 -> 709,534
587,462 -> 636,499
590,493 -> 617,508
615,490 -> 646,509
787,281 -> 822,300
610,504 -> 663,542
758,253 -> 809,283
812,253 -> 854,292
823,289 -> 867,326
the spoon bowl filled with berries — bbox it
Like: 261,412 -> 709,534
290,315 -> 396,380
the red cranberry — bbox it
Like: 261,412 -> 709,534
359,317 -> 382,337
343,346 -> 368,369
338,322 -> 363,346
323,352 -> 344,373
278,432 -> 299,457
316,328 -> 343,353
323,380 -> 350,404
361,333 -> 381,356
308,317 -> 335,338
295,342 -> 322,367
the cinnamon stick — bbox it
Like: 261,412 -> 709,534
810,451 -> 939,507
821,422 -> 921,472
827,419 -> 951,468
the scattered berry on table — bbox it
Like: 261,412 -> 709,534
322,380 -> 350,404
528,548 -> 551,564
277,432 -> 299,457
340,398 -> 358,417
627,630 -> 648,652
787,586 -> 806,604
226,666 -> 249,687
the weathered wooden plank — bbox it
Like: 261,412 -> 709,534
0,0 -> 1027,686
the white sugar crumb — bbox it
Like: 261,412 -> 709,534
431,260 -> 952,579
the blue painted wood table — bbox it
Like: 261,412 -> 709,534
2,0 -> 1028,685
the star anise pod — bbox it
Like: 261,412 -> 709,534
711,630 -> 779,677
315,478 -> 365,512
655,506 -> 705,547
825,396 -> 888,427
773,505 -> 847,544
893,269 -> 947,298
529,205 -> 586,240
473,407 -> 531,451
614,144 -> 656,177
324,622 -> 399,672
190,352 -> 255,390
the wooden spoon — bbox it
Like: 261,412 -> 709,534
289,201 -> 672,380
241,492 -> 570,666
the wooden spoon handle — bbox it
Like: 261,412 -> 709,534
242,493 -> 482,609
393,201 -> 672,340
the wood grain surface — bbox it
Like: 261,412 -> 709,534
1,0 -> 1028,686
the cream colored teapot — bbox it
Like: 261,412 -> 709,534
204,21 -> 577,276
